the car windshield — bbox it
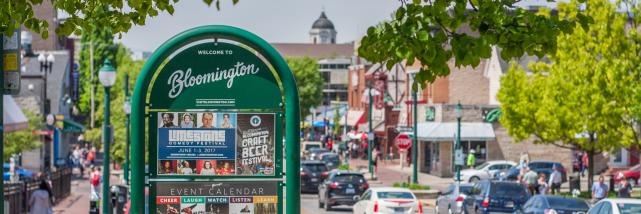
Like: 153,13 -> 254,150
305,144 -> 321,150
547,197 -> 589,210
301,164 -> 327,172
321,154 -> 338,161
490,183 -> 527,197
460,186 -> 474,194
617,203 -> 641,214
333,174 -> 365,183
310,148 -> 328,154
377,191 -> 415,199
474,162 -> 490,170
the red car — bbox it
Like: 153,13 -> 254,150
613,165 -> 640,186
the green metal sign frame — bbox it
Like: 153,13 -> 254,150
131,25 -> 300,214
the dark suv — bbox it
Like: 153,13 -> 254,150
300,160 -> 329,193
319,152 -> 341,170
463,180 -> 530,214
498,161 -> 567,183
318,170 -> 369,211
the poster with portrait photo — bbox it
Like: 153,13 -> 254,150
197,112 -> 217,128
216,113 -> 237,128
158,112 -> 179,128
229,197 -> 254,214
215,160 -> 236,175
206,197 -> 229,214
178,112 -> 197,128
177,160 -> 196,175
196,160 -> 217,175
236,114 -> 275,176
158,160 -> 176,175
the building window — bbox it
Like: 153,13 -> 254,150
460,141 -> 487,166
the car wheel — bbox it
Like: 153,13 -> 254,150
469,176 -> 480,183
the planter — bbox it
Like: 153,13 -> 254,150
412,189 -> 441,199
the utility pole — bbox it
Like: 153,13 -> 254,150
368,81 -> 374,178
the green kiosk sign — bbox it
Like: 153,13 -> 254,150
131,26 -> 300,214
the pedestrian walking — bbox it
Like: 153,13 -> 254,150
466,150 -> 476,169
537,173 -> 549,195
582,152 -> 589,177
591,175 -> 609,203
519,152 -> 530,169
523,167 -> 539,195
90,167 -> 102,200
617,176 -> 633,198
28,180 -> 54,214
372,147 -> 379,175
548,165 -> 563,194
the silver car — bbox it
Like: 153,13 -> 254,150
435,183 -> 474,214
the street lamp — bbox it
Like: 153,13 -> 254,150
99,59 -> 116,213
455,102 -> 462,184
38,53 -> 54,171
409,71 -> 419,184
123,74 -> 131,185
364,79 -> 380,179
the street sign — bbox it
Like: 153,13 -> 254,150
131,26 -> 300,214
2,30 -> 20,94
395,134 -> 412,150
46,114 -> 55,126
367,132 -> 374,141
454,149 -> 464,166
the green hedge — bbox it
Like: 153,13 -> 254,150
392,182 -> 431,190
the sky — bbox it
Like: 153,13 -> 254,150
115,0 -> 403,52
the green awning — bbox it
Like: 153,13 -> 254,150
62,119 -> 85,133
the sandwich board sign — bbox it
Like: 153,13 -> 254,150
130,26 -> 301,214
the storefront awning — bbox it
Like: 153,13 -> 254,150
357,121 -> 385,134
417,122 -> 495,141
62,119 -> 85,133
3,95 -> 28,132
345,110 -> 365,126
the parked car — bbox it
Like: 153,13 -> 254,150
463,180 -> 530,214
300,160 -> 329,193
588,198 -> 641,214
308,148 -> 330,160
301,141 -> 323,159
435,183 -> 475,214
352,187 -> 423,214
497,161 -> 567,183
318,170 -> 369,211
614,164 -> 640,186
516,195 -> 590,214
319,152 -> 341,170
3,163 -> 35,181
459,160 -> 516,183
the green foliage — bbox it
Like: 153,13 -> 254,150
392,182 -> 430,190
498,0 -> 641,192
1,0 -> 240,38
337,164 -> 351,171
358,0 -> 590,88
4,111 -> 42,161
333,105 -> 341,136
286,57 -> 323,118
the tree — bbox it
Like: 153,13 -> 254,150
3,111 -> 43,161
1,0 -> 238,38
498,0 -> 641,191
286,57 -> 323,119
358,0 -> 590,88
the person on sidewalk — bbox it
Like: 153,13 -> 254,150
466,150 -> 476,169
537,173 -> 549,195
372,147 -> 379,176
582,152 -> 589,177
90,167 -> 102,200
29,180 -> 54,214
523,167 -> 539,195
591,175 -> 609,203
519,152 -> 530,169
548,165 -> 563,194
617,176 -> 632,198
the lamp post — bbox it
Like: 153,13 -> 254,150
38,53 -> 55,171
410,72 -> 418,184
455,102 -> 462,184
99,59 -> 116,213
123,74 -> 131,185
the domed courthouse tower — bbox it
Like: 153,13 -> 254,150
309,12 -> 337,44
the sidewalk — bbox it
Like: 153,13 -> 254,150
53,169 -> 124,213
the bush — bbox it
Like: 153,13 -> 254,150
392,182 -> 430,190
337,164 -> 350,170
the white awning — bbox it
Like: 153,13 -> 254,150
417,122 -> 495,141
345,110 -> 364,126
3,95 -> 28,132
